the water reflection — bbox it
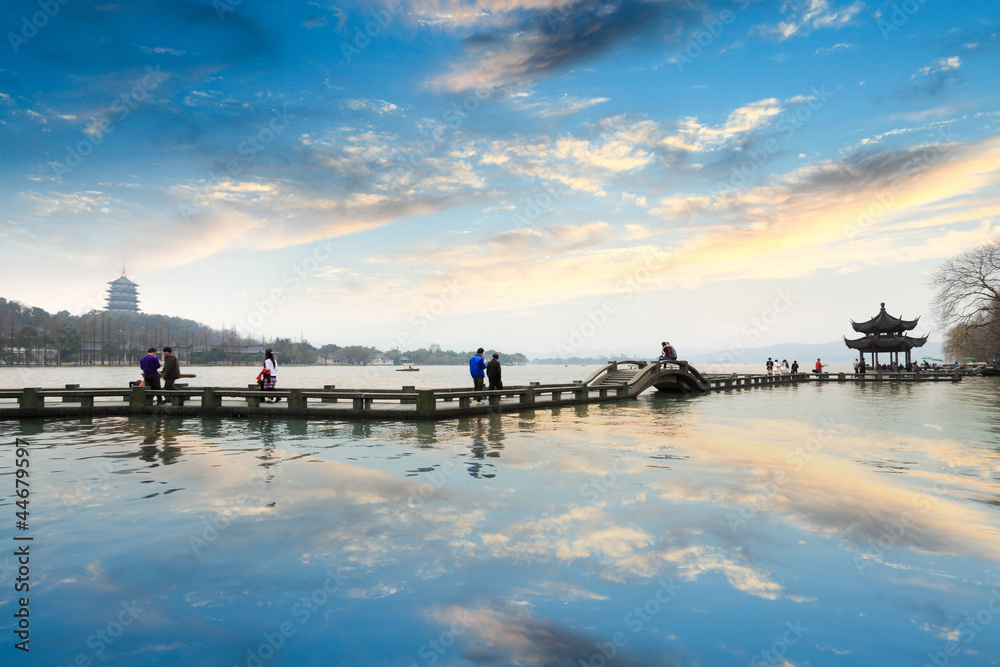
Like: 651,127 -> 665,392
1,383 -> 999,666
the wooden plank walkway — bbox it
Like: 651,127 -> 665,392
0,361 -> 963,422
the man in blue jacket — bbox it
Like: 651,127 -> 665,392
469,348 -> 487,403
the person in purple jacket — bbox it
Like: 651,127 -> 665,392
139,347 -> 166,405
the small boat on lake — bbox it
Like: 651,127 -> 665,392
396,366 -> 419,372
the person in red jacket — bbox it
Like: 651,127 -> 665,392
814,358 -> 825,374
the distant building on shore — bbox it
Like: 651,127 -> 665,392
105,265 -> 141,313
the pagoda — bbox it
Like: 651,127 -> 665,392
105,264 -> 141,313
844,302 -> 927,368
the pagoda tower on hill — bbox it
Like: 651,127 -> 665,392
844,302 -> 927,368
105,264 -> 141,313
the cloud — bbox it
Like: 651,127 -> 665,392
426,603 -> 653,666
344,98 -> 403,115
919,56 -> 961,75
426,0 -> 699,93
892,56 -> 964,100
510,93 -> 611,118
754,0 -> 864,40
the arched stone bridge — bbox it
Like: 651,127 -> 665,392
583,359 -> 710,395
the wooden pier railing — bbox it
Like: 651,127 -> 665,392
0,363 -> 965,422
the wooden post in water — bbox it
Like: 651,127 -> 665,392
417,390 -> 436,414
202,388 -> 221,410
129,386 -> 147,410
19,388 -> 43,410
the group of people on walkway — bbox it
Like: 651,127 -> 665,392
765,358 -> 800,375
138,347 -> 181,405
469,348 -> 503,404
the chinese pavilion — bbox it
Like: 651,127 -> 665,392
844,302 -> 927,368
105,265 -> 141,313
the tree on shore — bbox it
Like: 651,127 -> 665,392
931,237 -> 1000,361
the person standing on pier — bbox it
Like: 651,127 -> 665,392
814,358 -> 825,374
470,348 -> 487,403
766,357 -> 774,376
791,360 -> 799,374
487,353 -> 503,390
262,348 -> 279,403
162,347 -> 181,392
140,347 -> 166,405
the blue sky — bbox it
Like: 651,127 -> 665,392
1,0 -> 998,356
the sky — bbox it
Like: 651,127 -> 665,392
0,0 -> 998,358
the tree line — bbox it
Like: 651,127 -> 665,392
0,299 -> 527,366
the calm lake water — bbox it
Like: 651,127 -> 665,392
1,365 -> 998,666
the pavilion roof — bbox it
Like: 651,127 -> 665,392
843,334 -> 928,352
850,302 -> 919,334
107,275 -> 138,286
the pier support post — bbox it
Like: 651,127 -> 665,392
519,387 -> 535,405
63,384 -> 80,403
129,387 -> 148,410
288,389 -> 305,410
417,390 -> 436,413
401,386 -> 417,404
322,385 -> 338,403
202,388 -> 221,410
19,388 -> 43,410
